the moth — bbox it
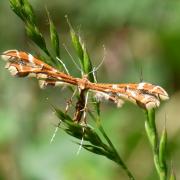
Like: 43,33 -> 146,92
1,50 -> 169,110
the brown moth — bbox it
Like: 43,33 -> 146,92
1,50 -> 169,110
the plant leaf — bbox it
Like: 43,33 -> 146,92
159,126 -> 167,174
47,10 -> 60,58
67,16 -> 94,82
82,144 -> 108,156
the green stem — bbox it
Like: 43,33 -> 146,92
98,124 -> 135,180
89,112 -> 135,180
145,109 -> 167,180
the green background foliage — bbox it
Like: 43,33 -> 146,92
0,0 -> 179,179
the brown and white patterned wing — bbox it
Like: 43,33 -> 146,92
2,50 -> 57,71
1,50 -> 75,88
93,82 -> 169,110
1,50 -> 169,110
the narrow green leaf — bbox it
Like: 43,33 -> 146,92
25,23 -> 50,56
65,127 -> 84,139
23,0 -> 36,24
9,0 -> 25,21
82,46 -> 94,82
9,0 -> 20,11
9,0 -> 19,5
10,0 -> 35,24
69,27 -> 84,62
53,107 -> 73,122
84,128 -> 104,146
10,0 -> 50,57
82,144 -> 108,156
66,16 -> 94,81
47,10 -> 60,58
159,127 -> 167,174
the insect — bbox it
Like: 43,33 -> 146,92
1,50 -> 169,112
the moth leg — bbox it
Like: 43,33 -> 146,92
76,91 -> 89,155
65,87 -> 77,113
73,89 -> 90,124
50,120 -> 62,144
80,91 -> 89,125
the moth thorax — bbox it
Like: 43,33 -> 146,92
77,77 -> 89,90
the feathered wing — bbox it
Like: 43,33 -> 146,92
1,50 -> 169,110
1,50 -> 77,88
92,82 -> 169,109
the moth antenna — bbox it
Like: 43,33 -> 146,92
94,45 -> 106,72
140,65 -> 144,82
86,45 -> 106,82
56,57 -> 70,75
63,44 -> 82,74
92,67 -> 97,83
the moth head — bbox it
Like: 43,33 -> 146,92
1,50 -> 19,61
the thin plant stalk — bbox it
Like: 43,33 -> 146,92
99,124 -> 135,180
90,112 -> 135,180
145,109 -> 167,180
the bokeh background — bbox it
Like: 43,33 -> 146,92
0,0 -> 180,179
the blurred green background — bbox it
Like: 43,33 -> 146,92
0,0 -> 180,179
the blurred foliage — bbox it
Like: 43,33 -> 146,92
0,0 -> 180,179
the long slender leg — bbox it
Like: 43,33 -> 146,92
65,87 -> 77,113
50,121 -> 61,144
73,89 -> 87,122
76,91 -> 89,155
